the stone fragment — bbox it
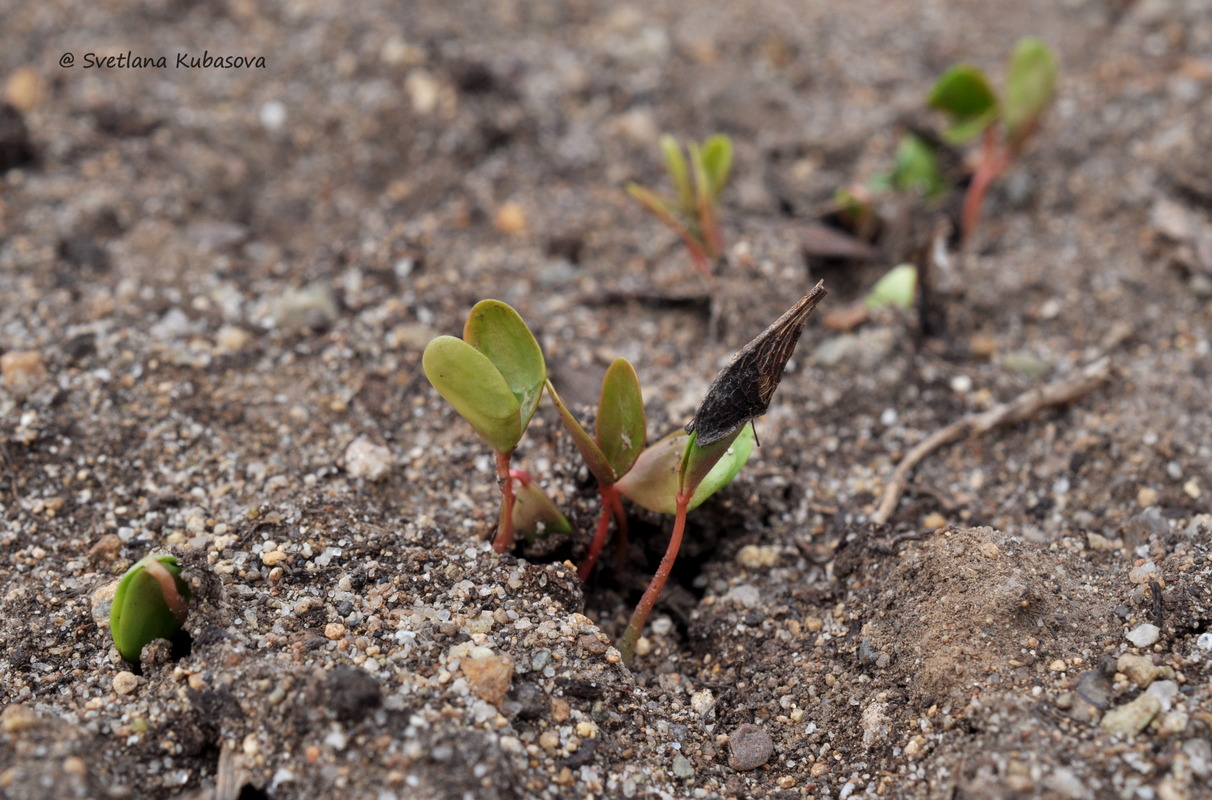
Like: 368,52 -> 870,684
1100,693 -> 1161,736
344,437 -> 393,482
0,350 -> 47,397
1126,623 -> 1161,647
462,654 -> 513,706
727,723 -> 773,771
1117,653 -> 1160,688
112,671 -> 140,695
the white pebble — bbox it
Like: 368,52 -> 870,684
1126,623 -> 1160,647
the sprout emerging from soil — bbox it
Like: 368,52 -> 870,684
424,285 -> 826,667
615,282 -> 827,664
626,134 -> 733,277
928,37 -> 1058,241
110,554 -> 191,664
547,358 -> 646,580
423,300 -> 561,552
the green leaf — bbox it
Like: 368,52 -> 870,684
616,426 -> 756,514
463,300 -> 547,431
699,134 -> 733,201
660,134 -> 694,218
596,358 -> 646,478
547,379 -> 616,485
1003,37 -> 1057,148
110,554 -> 191,663
864,263 -> 918,310
423,335 -> 522,453
512,479 -> 572,541
890,134 -> 945,199
928,64 -> 998,143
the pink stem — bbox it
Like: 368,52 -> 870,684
491,450 -> 516,553
961,129 -> 1010,244
619,492 -> 690,665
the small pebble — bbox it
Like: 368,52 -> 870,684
272,283 -> 339,333
344,437 -> 394,482
1126,623 -> 1161,648
727,723 -> 773,771
1145,680 -> 1179,711
494,202 -> 529,236
0,704 -> 39,733
1100,693 -> 1161,736
690,689 -> 714,715
735,544 -> 779,568
0,350 -> 47,397
1117,653 -> 1160,688
672,754 -> 695,779
462,654 -> 513,706
112,671 -> 140,695
923,512 -> 947,530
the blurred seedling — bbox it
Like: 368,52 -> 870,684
547,358 -> 646,581
110,554 -> 191,664
626,134 -> 733,277
928,36 -> 1058,241
422,300 -> 565,553
864,263 -> 919,311
614,281 -> 827,663
837,132 -> 948,238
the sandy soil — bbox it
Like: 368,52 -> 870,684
2,1 -> 1212,798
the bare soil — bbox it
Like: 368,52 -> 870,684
2,2 -> 1212,799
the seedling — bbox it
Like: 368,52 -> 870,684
423,284 -> 828,666
547,358 -> 646,580
510,468 -> 573,540
110,554 -> 191,664
928,37 -> 1058,241
614,282 -> 827,663
626,134 -> 733,277
864,263 -> 918,311
423,300 -> 556,552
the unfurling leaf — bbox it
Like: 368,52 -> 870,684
890,135 -> 944,200
661,134 -> 694,215
865,264 -> 918,310
686,281 -> 828,446
699,134 -> 733,201
462,300 -> 547,430
1003,37 -> 1057,148
616,425 -> 756,514
928,64 -> 998,143
596,358 -> 646,478
512,478 -> 572,540
548,379 -> 616,485
110,554 -> 191,663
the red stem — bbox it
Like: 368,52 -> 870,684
491,450 -> 516,553
619,492 -> 690,665
577,499 -> 613,581
961,129 -> 1010,244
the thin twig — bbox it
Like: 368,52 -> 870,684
872,357 -> 1113,525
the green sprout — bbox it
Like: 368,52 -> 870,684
626,134 -> 733,277
423,300 -> 559,552
928,37 -> 1058,241
423,285 -> 826,667
110,554 -> 191,664
864,263 -> 919,311
547,358 -> 646,580
613,283 -> 827,663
